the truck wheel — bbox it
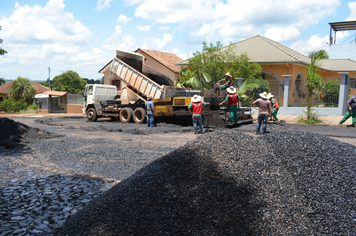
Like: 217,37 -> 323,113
133,107 -> 146,124
87,108 -> 98,122
120,107 -> 133,123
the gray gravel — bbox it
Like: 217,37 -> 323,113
55,129 -> 356,235
0,117 -> 196,235
1,117 -> 356,235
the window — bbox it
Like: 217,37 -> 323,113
295,75 -> 301,92
87,85 -> 93,95
112,80 -> 121,91
350,78 -> 356,89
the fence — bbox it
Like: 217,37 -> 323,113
67,94 -> 84,105
289,77 -> 341,107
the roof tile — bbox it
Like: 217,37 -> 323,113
135,49 -> 183,73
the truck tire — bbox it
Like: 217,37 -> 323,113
87,108 -> 98,122
133,107 -> 146,124
120,107 -> 133,123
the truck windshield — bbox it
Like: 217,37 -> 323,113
87,85 -> 93,95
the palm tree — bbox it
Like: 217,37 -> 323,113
176,68 -> 211,90
8,77 -> 36,105
306,51 -> 323,119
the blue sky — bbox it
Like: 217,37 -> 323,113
0,0 -> 355,81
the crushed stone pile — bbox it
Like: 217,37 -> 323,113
0,118 -> 63,149
55,130 -> 356,235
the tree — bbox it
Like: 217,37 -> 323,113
188,41 -> 229,84
308,49 -> 329,59
0,78 -> 5,85
8,77 -> 36,105
187,41 -> 263,89
175,67 -> 211,89
0,25 -> 7,56
52,70 -> 87,94
306,51 -> 323,118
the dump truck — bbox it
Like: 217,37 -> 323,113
82,50 -> 203,123
82,50 -> 254,127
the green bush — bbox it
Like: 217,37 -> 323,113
29,101 -> 37,110
0,99 -> 28,112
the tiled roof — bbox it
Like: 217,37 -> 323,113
319,59 -> 356,72
177,34 -> 356,72
0,79 -> 49,94
135,49 -> 183,73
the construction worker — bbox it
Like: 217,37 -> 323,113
219,86 -> 240,124
218,72 -> 233,90
188,94 -> 206,134
339,94 -> 356,127
145,96 -> 154,127
268,93 -> 279,123
252,92 -> 271,134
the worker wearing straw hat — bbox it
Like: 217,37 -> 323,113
218,72 -> 233,90
219,86 -> 240,124
252,92 -> 271,134
267,93 -> 279,123
188,94 -> 207,134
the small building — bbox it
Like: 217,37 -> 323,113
98,48 -> 183,103
0,79 -> 49,102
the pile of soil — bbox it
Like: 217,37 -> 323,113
0,118 -> 63,149
55,129 -> 356,235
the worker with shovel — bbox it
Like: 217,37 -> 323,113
268,93 -> 279,124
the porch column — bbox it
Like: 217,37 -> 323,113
282,75 -> 291,108
338,72 -> 350,115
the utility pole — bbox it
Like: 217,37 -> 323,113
48,67 -> 51,90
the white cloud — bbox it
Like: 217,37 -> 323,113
102,25 -> 138,52
1,0 -> 93,44
95,0 -> 113,11
172,48 -> 187,60
290,35 -> 330,55
158,26 -> 171,30
116,14 -> 133,24
133,0 -> 340,43
264,26 -> 301,42
136,25 -> 151,32
140,33 -> 173,50
346,1 -> 356,21
154,33 -> 173,50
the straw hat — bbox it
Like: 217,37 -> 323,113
267,93 -> 274,99
147,96 -> 152,100
226,86 -> 237,94
259,92 -> 269,99
224,72 -> 232,78
191,94 -> 202,103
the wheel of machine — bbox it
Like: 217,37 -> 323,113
87,108 -> 98,122
120,107 -> 133,123
133,107 -> 146,124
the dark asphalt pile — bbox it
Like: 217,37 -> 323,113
0,117 -> 63,149
55,129 -> 356,235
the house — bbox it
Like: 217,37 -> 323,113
0,79 -> 49,102
134,48 -> 183,83
98,48 -> 183,103
177,34 -> 356,114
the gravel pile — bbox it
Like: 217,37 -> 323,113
0,118 -> 63,149
55,129 -> 356,235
